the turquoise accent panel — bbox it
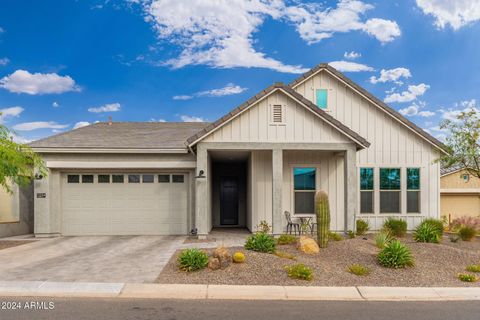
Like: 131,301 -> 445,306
316,89 -> 327,109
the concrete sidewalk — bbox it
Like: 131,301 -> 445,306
0,281 -> 480,301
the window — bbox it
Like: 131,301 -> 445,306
172,175 -> 184,183
360,168 -> 374,213
128,175 -> 140,183
98,175 -> 110,183
67,175 -> 80,183
461,173 -> 470,182
158,175 -> 170,183
82,175 -> 94,183
407,168 -> 420,213
380,168 -> 401,213
316,89 -> 328,109
293,167 -> 316,214
142,174 -> 154,183
112,175 -> 124,183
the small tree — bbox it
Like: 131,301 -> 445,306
0,121 -> 47,193
440,108 -> 480,178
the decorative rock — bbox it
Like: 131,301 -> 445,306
213,246 -> 231,269
208,257 -> 221,270
297,236 -> 320,254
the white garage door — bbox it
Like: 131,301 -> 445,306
61,173 -> 189,235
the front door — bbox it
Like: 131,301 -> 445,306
220,177 -> 239,225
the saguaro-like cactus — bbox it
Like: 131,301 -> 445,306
315,190 -> 331,248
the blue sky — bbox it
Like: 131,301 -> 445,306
0,0 -> 479,143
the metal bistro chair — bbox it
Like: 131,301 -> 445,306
284,211 -> 300,235
310,221 -> 317,235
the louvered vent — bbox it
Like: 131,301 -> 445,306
272,104 -> 283,123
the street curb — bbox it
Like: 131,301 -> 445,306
0,282 -> 479,301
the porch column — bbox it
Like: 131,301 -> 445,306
195,144 -> 208,237
344,145 -> 357,232
272,148 -> 283,234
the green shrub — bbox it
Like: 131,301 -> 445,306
458,273 -> 478,282
356,219 -> 370,236
413,223 -> 441,243
274,250 -> 296,260
383,218 -> 407,237
285,264 -> 313,281
458,226 -> 477,241
245,233 -> 276,253
178,248 -> 209,272
375,230 -> 393,249
377,240 -> 414,268
255,220 -> 271,234
347,264 -> 370,276
347,230 -> 355,239
328,232 -> 343,241
466,265 -> 480,273
277,234 -> 297,245
421,218 -> 444,236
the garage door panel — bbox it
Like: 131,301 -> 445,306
61,173 -> 189,235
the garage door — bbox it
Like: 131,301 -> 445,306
61,173 -> 189,235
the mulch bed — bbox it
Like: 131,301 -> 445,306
156,235 -> 480,287
0,240 -> 34,251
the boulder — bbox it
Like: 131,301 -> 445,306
213,246 -> 231,269
208,257 -> 221,270
297,236 -> 320,254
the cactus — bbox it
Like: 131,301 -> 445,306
315,190 -> 331,248
232,252 -> 245,263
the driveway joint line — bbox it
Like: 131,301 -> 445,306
355,286 -> 366,300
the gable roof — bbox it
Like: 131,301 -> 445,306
289,63 -> 448,154
30,122 -> 209,151
186,82 -> 370,149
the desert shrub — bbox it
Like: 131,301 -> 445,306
245,233 -> 276,253
232,252 -> 245,263
413,223 -> 441,243
178,248 -> 209,272
458,226 -> 477,241
328,232 -> 343,241
277,234 -> 297,245
383,218 -> 407,237
285,264 -> 313,281
375,230 -> 393,249
347,264 -> 370,276
420,218 -> 444,236
356,219 -> 370,236
466,265 -> 480,273
255,220 -> 272,234
347,230 -> 355,239
451,216 -> 480,232
377,240 -> 414,268
458,273 -> 478,282
274,250 -> 296,260
449,234 -> 460,243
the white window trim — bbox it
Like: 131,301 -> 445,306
359,167 -> 374,214
406,168 -> 421,214
291,165 -> 318,215
269,103 -> 286,126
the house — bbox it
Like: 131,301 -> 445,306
441,165 -> 480,222
26,63 -> 447,237
0,185 -> 33,238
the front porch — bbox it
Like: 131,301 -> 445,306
194,142 -> 357,237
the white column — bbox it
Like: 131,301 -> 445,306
344,145 -> 357,232
195,144 -> 209,237
272,148 -> 283,235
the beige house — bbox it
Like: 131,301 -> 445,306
441,166 -> 480,221
15,63 -> 447,238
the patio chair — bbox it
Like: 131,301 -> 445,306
310,222 -> 317,235
284,211 -> 300,235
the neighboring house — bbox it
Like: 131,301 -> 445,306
28,63 -> 447,237
0,185 -> 34,238
441,166 -> 480,222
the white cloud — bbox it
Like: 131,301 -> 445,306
180,115 -> 206,122
398,101 -> 435,117
0,70 -> 80,95
370,67 -> 412,84
140,0 -> 399,73
174,83 -> 247,100
399,105 -> 419,117
73,121 -> 90,129
0,106 -> 24,123
0,58 -> 9,66
10,133 -> 31,144
343,51 -> 361,59
439,99 -> 478,122
418,110 -> 435,117
12,121 -> 69,131
173,95 -> 193,101
328,61 -> 374,72
52,101 -> 59,107
149,118 -> 167,122
88,103 -> 121,113
416,0 -> 480,30
384,83 -> 430,103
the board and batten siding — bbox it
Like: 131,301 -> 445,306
293,70 -> 441,229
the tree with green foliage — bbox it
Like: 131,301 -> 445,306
0,119 -> 47,193
440,107 -> 480,178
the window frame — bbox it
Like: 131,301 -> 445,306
112,174 -> 124,183
315,88 -> 328,109
81,174 -> 94,184
158,174 -> 170,183
359,167 -> 374,214
67,174 -> 80,183
406,168 -> 421,214
98,175 -> 110,184
172,174 -> 185,183
379,168 -> 401,214
292,166 -> 317,215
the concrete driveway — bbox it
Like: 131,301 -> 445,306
0,236 -> 186,283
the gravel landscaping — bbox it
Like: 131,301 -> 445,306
156,234 -> 480,287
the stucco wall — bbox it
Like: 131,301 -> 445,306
441,195 -> 480,220
0,184 -> 34,238
441,170 -> 480,189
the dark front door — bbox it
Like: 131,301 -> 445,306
220,177 -> 239,225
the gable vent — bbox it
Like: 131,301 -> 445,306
272,104 -> 283,123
